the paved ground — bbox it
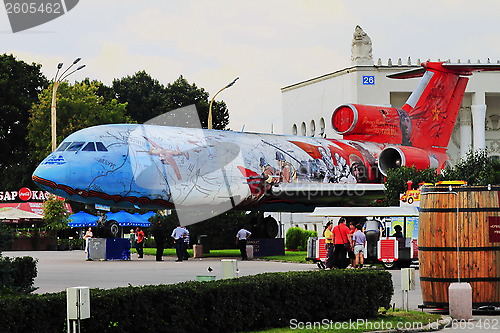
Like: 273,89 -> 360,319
4,251 -> 499,332
5,250 -> 318,294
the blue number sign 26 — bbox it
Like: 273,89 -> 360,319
362,76 -> 375,85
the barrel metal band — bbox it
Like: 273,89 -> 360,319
421,186 -> 500,193
420,207 -> 500,213
419,246 -> 500,252
423,301 -> 500,307
420,277 -> 500,282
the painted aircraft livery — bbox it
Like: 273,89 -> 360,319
32,62 -> 500,224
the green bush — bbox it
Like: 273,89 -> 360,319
0,224 -> 14,251
285,227 -> 317,250
285,227 -> 303,250
0,269 -> 393,333
0,256 -> 37,295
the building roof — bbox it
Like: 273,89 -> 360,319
0,207 -> 43,220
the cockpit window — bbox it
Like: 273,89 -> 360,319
67,142 -> 85,152
96,142 -> 108,152
56,142 -> 71,151
82,142 -> 96,151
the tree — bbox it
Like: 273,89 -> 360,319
112,71 -> 169,124
383,166 -> 439,206
0,54 -> 48,188
165,76 -> 229,130
27,80 -> 132,163
441,149 -> 500,185
42,195 -> 70,232
113,72 -> 230,129
383,149 -> 500,206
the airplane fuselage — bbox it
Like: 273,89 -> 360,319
32,124 -> 387,212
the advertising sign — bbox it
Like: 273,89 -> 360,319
488,217 -> 500,243
0,187 -> 53,202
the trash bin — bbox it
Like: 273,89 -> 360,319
197,235 -> 210,254
193,244 -> 204,258
246,245 -> 254,259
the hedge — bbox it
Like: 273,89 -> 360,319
0,269 -> 393,333
0,256 -> 37,295
285,227 -> 317,250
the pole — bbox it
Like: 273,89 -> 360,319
51,81 -> 61,151
51,59 -> 85,151
208,77 -> 238,129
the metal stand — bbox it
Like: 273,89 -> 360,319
402,290 -> 409,311
67,287 -> 90,333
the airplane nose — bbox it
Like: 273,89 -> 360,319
32,154 -> 70,192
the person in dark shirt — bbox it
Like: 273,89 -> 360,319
392,225 -> 404,238
152,221 -> 167,261
392,225 -> 405,248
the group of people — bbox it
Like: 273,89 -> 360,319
138,222 -> 190,262
323,218 -> 369,269
129,227 -> 145,258
323,217 -> 404,269
82,221 -> 254,262
83,222 -> 190,262
323,218 -> 366,269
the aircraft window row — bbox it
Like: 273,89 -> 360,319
291,117 -> 326,137
56,141 -> 108,152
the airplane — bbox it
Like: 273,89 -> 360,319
32,61 -> 500,231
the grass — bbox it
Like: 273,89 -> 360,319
136,248 -> 308,262
245,309 -> 442,333
260,251 -> 309,263
140,248 -> 241,258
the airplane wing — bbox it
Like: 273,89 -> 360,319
163,154 -> 182,180
143,136 -> 163,150
268,183 -> 386,208
310,206 -> 419,218
271,183 -> 385,195
388,62 -> 500,79
387,67 -> 426,79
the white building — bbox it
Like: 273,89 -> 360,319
276,26 -> 500,235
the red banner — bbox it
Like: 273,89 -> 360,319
488,217 -> 500,243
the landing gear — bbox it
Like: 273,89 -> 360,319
97,215 -> 121,238
106,220 -> 120,238
245,212 -> 279,238
263,216 -> 279,238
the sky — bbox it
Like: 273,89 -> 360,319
2,0 -> 500,134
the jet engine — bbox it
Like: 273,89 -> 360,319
331,104 -> 408,144
378,146 -> 449,176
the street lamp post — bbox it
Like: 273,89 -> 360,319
208,77 -> 239,130
51,58 -> 86,151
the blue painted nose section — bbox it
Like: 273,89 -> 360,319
32,154 -> 70,194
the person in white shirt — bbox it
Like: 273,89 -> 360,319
83,227 -> 93,259
171,224 -> 188,262
352,224 -> 367,269
236,228 -> 251,260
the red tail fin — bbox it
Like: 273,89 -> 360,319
390,62 -> 500,149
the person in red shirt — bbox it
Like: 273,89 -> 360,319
332,217 -> 350,269
135,227 -> 145,259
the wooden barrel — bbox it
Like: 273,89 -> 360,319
419,185 -> 500,308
